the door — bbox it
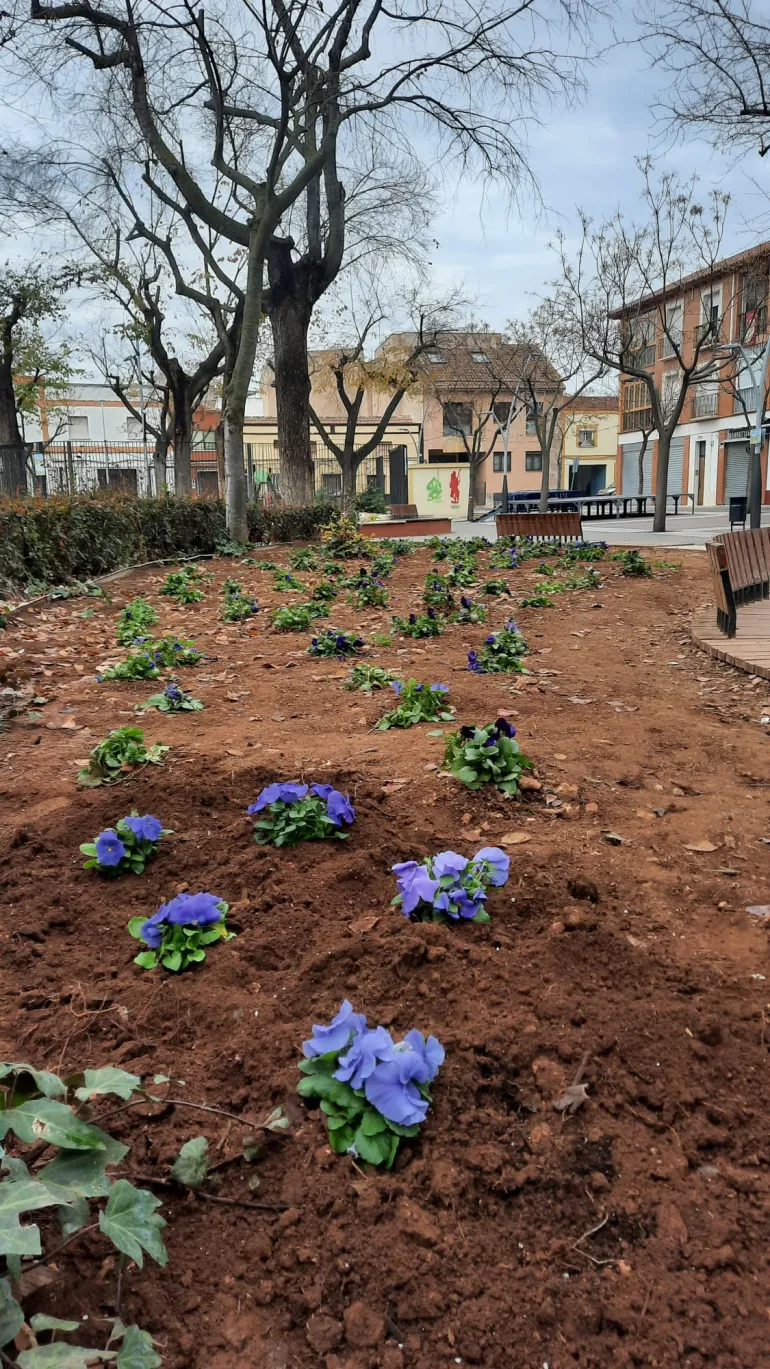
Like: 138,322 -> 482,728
388,445 -> 408,506
696,440 -> 706,505
724,440 -> 751,500
666,437 -> 684,495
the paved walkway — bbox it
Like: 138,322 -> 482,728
692,599 -> 770,681
452,507 -> 770,549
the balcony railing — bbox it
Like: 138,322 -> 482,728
692,387 -> 719,419
621,407 -> 654,433
660,331 -> 683,360
621,344 -> 656,370
692,320 -> 723,351
734,386 -> 760,416
740,307 -> 768,345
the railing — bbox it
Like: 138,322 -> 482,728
740,307 -> 768,344
693,320 -> 723,350
621,407 -> 654,433
734,386 -> 760,417
692,388 -> 719,419
660,331 -> 683,359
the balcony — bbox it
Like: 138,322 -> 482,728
692,387 -> 719,419
734,386 -> 760,416
621,407 -> 654,433
740,307 -> 768,345
692,320 -> 723,351
621,344 -> 656,370
660,331 -> 683,360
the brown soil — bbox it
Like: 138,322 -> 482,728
1,544 -> 770,1369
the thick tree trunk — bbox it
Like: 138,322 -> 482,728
653,432 -> 669,532
538,443 -> 551,513
267,242 -> 315,505
153,442 -> 167,495
168,367 -> 192,496
215,422 -> 226,499
0,327 -> 26,493
224,408 -> 249,543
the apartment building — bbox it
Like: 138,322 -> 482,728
560,393 -> 619,495
617,242 -> 770,506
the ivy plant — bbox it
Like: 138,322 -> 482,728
344,664 -> 395,694
271,603 -> 329,632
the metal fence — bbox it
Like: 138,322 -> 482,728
0,438 -> 396,503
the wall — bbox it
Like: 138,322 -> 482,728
409,462 -> 469,517
561,407 -> 618,491
421,392 -> 547,501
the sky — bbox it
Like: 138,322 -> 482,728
426,15 -> 770,331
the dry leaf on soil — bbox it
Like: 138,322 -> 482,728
501,832 -> 532,846
683,840 -> 719,853
553,1083 -> 589,1115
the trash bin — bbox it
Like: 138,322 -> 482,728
729,495 -> 747,529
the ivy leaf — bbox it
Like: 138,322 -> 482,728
39,1136 -> 127,1200
0,1100 -> 108,1152
56,1196 -> 91,1239
261,1107 -> 289,1133
0,1146 -> 30,1181
74,1069 -> 141,1103
18,1347 -> 116,1367
0,1277 -> 24,1348
170,1137 -> 209,1188
0,1064 -> 65,1100
115,1325 -> 162,1369
29,1315 -> 81,1334
0,1178 -> 63,1256
98,1180 -> 168,1268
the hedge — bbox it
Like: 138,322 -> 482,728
0,495 -> 335,593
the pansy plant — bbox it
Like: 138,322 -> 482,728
248,782 -> 355,847
77,727 -> 169,788
455,595 -> 487,624
467,621 -> 529,674
344,663 -> 394,693
81,811 -> 171,875
422,574 -> 455,611
392,846 -> 509,924
140,682 -> 204,712
444,717 -> 535,796
479,578 -> 512,597
376,679 -> 454,730
391,610 -> 443,639
346,570 -> 388,608
307,628 -> 365,658
115,596 -> 158,646
297,1000 -> 444,1166
128,891 -> 233,972
271,603 -> 329,632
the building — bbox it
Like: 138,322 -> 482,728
616,242 -> 770,506
560,394 -> 619,495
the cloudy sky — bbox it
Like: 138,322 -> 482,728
427,14 -> 770,329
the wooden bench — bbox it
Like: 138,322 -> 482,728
705,528 -> 770,637
388,503 -> 419,520
495,511 -> 583,542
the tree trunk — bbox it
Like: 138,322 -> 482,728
169,367 -> 192,496
215,422 -> 226,499
653,432 -> 669,532
153,441 -> 167,496
267,241 -> 315,505
0,323 -> 26,494
224,407 -> 249,543
339,445 -> 356,505
538,442 -> 551,513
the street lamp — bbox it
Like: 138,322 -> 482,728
720,338 -> 770,529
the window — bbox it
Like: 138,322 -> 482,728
470,350 -> 489,363
697,287 -> 722,346
443,402 -> 472,437
622,313 -> 656,368
525,451 -> 542,471
125,416 -> 144,439
426,348 -> 446,364
741,271 -> 767,343
493,401 -> 510,426
67,415 -> 89,439
662,369 -> 680,418
661,302 -> 683,359
493,451 -> 503,472
693,369 -> 719,418
322,472 -> 342,495
578,427 -> 597,448
525,402 -> 542,435
622,379 -> 653,433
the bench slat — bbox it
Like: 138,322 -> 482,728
495,512 -> 583,541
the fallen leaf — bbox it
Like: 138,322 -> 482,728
382,780 -> 409,794
501,832 -> 532,846
225,748 -> 244,758
602,831 -> 626,845
746,905 -> 770,919
566,696 -> 595,705
349,915 -> 379,935
683,841 -> 719,853
460,828 -> 481,841
553,1083 -> 589,1114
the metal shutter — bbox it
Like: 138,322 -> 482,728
621,442 -> 652,495
666,437 -> 684,495
724,440 -> 751,500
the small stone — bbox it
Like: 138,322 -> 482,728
380,1347 -> 405,1369
278,1207 -> 302,1231
306,1314 -> 343,1355
518,775 -> 541,792
395,1197 -> 441,1247
590,1171 -> 611,1194
343,1301 -> 387,1348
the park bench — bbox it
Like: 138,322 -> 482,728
495,511 -> 584,542
388,503 -> 419,519
705,527 -> 770,637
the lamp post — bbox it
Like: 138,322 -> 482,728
721,338 -> 770,529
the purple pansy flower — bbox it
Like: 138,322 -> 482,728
164,892 -> 223,927
467,651 -> 485,674
392,860 -> 439,916
364,1051 -> 430,1126
432,850 -> 468,879
401,1030 -> 445,1083
247,782 -> 309,814
95,830 -> 126,867
303,999 -> 366,1059
122,813 -> 163,843
310,783 -> 335,801
471,846 -> 510,886
390,681 -> 403,696
493,717 -> 516,738
334,1025 -> 394,1089
430,684 -> 448,694
326,790 -> 355,827
138,906 -> 168,949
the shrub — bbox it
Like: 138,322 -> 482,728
375,680 -> 454,730
443,717 -> 534,796
248,782 -> 355,846
392,846 -> 509,923
297,1001 -> 444,1164
129,892 -> 232,972
354,486 -> 388,514
321,515 -> 370,559
81,811 -> 171,875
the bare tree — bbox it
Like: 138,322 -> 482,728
13,0 -> 604,536
508,290 -> 605,511
644,1 -> 770,160
0,266 -> 74,492
558,161 -> 731,531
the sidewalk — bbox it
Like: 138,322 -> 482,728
449,507 -> 770,549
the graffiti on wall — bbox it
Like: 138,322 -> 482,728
426,471 -> 462,505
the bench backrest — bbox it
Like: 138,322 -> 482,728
715,528 -> 770,593
388,503 -> 419,519
495,511 -> 583,541
705,540 -> 732,618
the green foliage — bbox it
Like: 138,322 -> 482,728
158,565 -> 204,604
346,572 -> 388,607
170,1138 -> 209,1188
520,592 -> 554,608
392,612 -> 442,639
289,548 -> 317,571
564,568 -> 601,589
371,632 -> 393,647
138,686 -> 203,713
80,812 -> 172,876
271,602 -> 329,632
455,597 -> 487,624
445,562 -> 477,587
307,628 -> 365,658
444,720 -> 535,796
0,495 -> 334,595
561,541 -> 608,563
311,581 -> 338,601
473,623 -> 529,674
273,569 -> 303,592
375,680 -> 454,731
616,548 -> 651,576
422,573 -> 455,610
77,728 -> 168,788
354,486 -> 388,514
98,1180 -> 167,1269
149,637 -> 201,667
252,796 -> 351,847
479,578 -> 512,597
377,538 -> 415,555
99,652 -> 160,682
128,903 -> 233,974
321,516 -> 370,559
220,581 -> 259,622
215,537 -> 251,558
370,551 -> 396,578
297,1053 -> 421,1167
115,598 -> 158,647
344,664 -> 394,693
